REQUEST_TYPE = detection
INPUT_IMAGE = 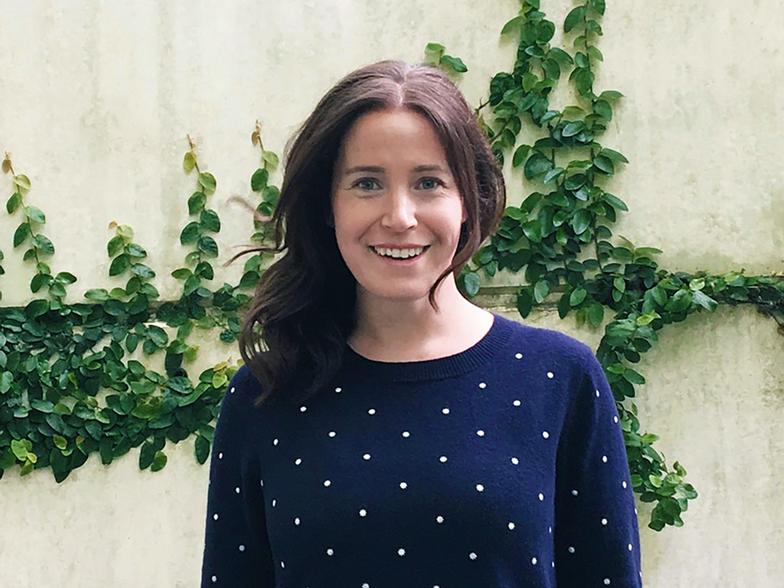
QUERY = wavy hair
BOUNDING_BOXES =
[229,59,506,408]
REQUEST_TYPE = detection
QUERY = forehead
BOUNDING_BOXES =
[337,108,448,170]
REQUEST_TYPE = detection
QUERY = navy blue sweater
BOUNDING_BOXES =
[200,312,643,587]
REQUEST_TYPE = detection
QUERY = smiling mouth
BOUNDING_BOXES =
[367,245,430,260]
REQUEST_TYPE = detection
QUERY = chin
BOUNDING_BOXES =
[357,282,431,301]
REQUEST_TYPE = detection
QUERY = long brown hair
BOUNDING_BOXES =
[229,59,506,408]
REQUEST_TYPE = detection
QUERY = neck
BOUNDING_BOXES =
[348,276,491,360]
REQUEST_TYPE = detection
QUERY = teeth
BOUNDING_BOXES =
[372,246,426,259]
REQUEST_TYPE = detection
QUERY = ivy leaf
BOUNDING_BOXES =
[440,55,468,74]
[591,0,606,15]
[180,221,200,245]
[32,234,55,256]
[512,144,532,168]
[534,279,550,303]
[593,155,615,175]
[594,99,613,121]
[183,151,196,173]
[25,205,46,224]
[516,286,533,318]
[500,15,524,36]
[424,42,445,64]
[184,274,201,296]
[587,45,604,62]
[147,325,169,347]
[462,272,481,297]
[130,263,155,280]
[84,288,109,302]
[548,47,573,67]
[261,151,279,170]
[536,20,555,43]
[139,441,156,470]
[198,172,217,195]
[6,192,21,214]
[109,254,130,277]
[171,267,192,280]
[587,302,604,326]
[194,436,210,464]
[556,291,572,319]
[623,368,646,385]
[522,220,541,242]
[167,376,193,394]
[523,152,552,179]
[98,437,114,464]
[126,243,147,258]
[188,191,206,215]
[598,90,624,102]
[195,261,214,280]
[197,236,219,258]
[571,209,592,235]
[562,121,584,137]
[199,209,221,233]
[150,450,168,472]
[13,174,31,191]
[13,223,31,247]
[602,192,629,211]
[25,299,49,318]
[541,59,560,81]
[53,435,68,451]
[692,290,718,311]
[543,167,564,184]
[564,174,587,191]
[573,69,594,94]
[564,6,585,33]
[569,286,588,307]
[262,186,278,204]
[599,148,629,163]
[250,168,268,192]
[30,273,50,293]
[636,246,662,258]
[10,438,30,460]
[107,236,124,257]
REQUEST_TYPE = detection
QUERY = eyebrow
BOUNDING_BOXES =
[343,164,449,176]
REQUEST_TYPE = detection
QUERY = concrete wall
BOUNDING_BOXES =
[0,1,782,586]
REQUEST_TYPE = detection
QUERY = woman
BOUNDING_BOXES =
[201,59,643,587]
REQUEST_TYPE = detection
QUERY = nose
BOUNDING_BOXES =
[380,189,418,231]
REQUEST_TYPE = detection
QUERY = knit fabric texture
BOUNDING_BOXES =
[200,312,644,587]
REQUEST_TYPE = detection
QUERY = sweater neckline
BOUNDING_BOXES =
[342,311,515,382]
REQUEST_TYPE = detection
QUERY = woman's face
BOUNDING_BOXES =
[330,107,466,303]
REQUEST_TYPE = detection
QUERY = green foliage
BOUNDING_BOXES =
[460,0,783,534]
[1,1,782,541]
[0,140,276,483]
[423,42,468,76]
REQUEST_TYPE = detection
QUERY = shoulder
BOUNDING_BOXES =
[221,364,266,413]
[499,314,594,366]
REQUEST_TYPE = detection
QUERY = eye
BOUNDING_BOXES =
[418,177,445,190]
[354,178,380,191]
[351,177,446,191]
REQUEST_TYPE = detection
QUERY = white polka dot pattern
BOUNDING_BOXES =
[200,317,643,587]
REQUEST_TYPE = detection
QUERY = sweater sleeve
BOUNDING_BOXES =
[200,370,276,587]
[553,345,644,587]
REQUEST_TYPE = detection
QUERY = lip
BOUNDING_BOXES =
[370,243,430,248]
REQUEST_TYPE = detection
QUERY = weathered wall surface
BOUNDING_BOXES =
[1,1,782,586]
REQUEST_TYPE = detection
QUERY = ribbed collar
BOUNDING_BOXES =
[341,312,515,382]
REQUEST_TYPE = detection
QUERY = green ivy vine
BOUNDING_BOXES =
[0,133,279,481]
[2,0,782,537]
